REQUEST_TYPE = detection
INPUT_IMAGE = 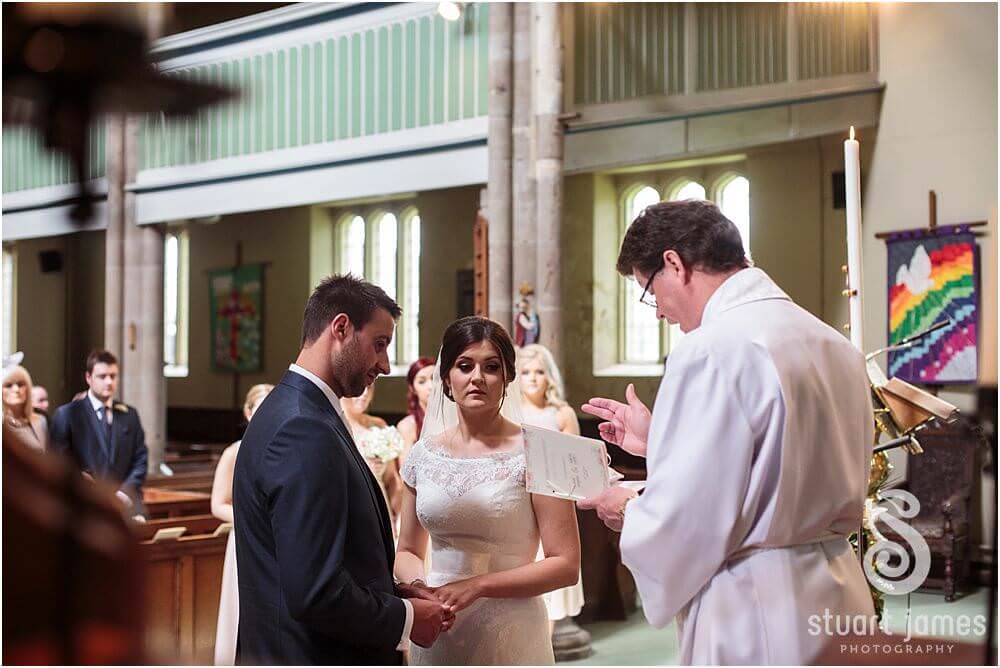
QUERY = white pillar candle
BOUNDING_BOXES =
[844,126,865,351]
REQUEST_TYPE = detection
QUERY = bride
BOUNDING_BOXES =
[395,316,580,665]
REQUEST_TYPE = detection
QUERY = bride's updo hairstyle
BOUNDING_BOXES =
[439,316,517,402]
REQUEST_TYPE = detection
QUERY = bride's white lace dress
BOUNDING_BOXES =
[401,437,554,665]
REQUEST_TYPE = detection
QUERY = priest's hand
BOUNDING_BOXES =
[578,487,638,532]
[581,383,651,456]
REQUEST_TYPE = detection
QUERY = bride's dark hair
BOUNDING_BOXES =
[439,316,517,401]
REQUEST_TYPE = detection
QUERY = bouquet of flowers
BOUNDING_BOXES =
[357,426,405,463]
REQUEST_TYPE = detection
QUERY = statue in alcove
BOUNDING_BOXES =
[514,283,541,348]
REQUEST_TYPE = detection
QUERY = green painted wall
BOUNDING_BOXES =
[13,231,106,408]
[166,208,313,409]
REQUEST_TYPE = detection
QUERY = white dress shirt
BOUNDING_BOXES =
[87,390,113,424]
[287,364,414,650]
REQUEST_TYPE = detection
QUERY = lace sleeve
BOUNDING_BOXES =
[401,439,423,488]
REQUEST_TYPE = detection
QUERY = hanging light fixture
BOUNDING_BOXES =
[437,1,462,22]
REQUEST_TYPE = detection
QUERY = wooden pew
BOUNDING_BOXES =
[135,514,224,542]
[143,488,212,519]
[162,453,220,474]
[146,471,216,495]
[141,531,228,664]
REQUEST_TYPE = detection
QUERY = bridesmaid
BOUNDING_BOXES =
[517,344,586,628]
[395,357,436,467]
[340,384,405,531]
[211,383,273,666]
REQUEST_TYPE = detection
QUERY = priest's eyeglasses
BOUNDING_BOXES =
[638,269,661,307]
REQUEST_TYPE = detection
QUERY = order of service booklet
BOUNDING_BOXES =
[522,424,613,501]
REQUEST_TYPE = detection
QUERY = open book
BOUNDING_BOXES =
[522,424,614,501]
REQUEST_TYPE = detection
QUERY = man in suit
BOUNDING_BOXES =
[234,275,450,665]
[50,349,149,518]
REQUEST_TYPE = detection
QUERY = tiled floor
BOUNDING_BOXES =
[566,588,994,665]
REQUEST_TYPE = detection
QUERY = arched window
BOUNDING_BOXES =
[622,185,662,363]
[373,212,399,362]
[717,175,751,253]
[670,179,706,201]
[339,215,366,277]
[400,210,421,364]
[335,207,421,366]
[163,229,190,377]
[2,245,16,357]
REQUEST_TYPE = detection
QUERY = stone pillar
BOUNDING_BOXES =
[118,115,166,472]
[511,3,537,303]
[104,115,126,361]
[112,4,168,472]
[487,2,513,329]
[533,3,565,365]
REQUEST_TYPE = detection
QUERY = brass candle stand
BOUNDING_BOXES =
[857,319,959,618]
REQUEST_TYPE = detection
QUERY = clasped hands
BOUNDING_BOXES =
[397,577,486,647]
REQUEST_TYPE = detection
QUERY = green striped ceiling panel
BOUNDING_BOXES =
[2,124,106,193]
[139,4,490,171]
[574,3,686,105]
[795,2,874,80]
[697,3,789,91]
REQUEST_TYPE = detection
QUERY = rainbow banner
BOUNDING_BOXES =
[886,227,979,384]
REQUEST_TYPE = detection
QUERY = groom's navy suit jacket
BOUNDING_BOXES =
[234,370,406,665]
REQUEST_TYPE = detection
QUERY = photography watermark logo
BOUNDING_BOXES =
[862,489,930,595]
[807,608,988,652]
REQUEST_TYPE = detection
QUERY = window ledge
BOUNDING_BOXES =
[593,363,664,378]
[164,364,189,378]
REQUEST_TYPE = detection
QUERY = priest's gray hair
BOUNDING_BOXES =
[617,199,750,277]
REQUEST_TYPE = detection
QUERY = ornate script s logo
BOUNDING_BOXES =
[863,489,931,595]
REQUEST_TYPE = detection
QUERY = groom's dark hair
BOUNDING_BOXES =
[301,274,402,346]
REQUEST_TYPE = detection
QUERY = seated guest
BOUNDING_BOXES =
[3,361,49,452]
[50,349,148,519]
[212,383,274,666]
[31,385,50,419]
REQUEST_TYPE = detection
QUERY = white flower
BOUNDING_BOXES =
[357,426,405,463]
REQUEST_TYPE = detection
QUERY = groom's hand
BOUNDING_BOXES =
[397,579,439,604]
[409,598,449,647]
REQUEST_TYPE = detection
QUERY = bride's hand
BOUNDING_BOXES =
[432,577,486,613]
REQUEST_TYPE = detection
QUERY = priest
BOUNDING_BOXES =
[578,199,875,664]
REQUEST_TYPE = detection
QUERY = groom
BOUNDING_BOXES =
[234,274,451,665]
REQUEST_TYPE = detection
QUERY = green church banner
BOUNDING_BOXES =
[208,264,264,372]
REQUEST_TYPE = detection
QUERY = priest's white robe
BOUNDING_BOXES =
[620,268,875,665]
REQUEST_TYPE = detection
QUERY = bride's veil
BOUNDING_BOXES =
[420,346,525,441]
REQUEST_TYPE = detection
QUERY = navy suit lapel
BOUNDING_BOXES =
[279,372,396,565]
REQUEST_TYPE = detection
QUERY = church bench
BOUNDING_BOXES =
[140,532,228,664]
[135,514,224,542]
[146,471,215,495]
[143,488,212,519]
